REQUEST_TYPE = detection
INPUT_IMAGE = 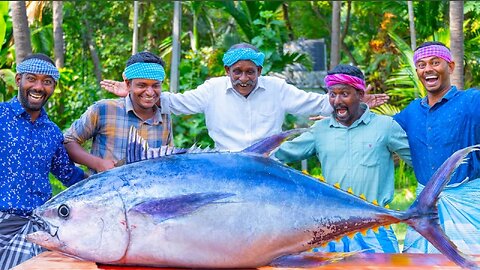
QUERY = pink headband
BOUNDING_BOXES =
[413,45,452,63]
[324,73,366,91]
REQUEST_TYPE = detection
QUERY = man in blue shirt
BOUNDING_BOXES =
[275,64,411,253]
[394,41,480,254]
[0,53,87,269]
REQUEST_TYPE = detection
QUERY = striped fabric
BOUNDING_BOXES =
[312,226,399,253]
[64,97,172,172]
[0,212,44,269]
[413,44,452,64]
[403,179,480,254]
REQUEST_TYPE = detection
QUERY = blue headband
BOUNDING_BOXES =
[16,58,60,82]
[222,48,265,67]
[124,62,166,81]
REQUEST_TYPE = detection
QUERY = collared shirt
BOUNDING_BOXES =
[64,96,173,169]
[0,98,85,216]
[275,105,411,206]
[394,86,480,186]
[162,76,333,151]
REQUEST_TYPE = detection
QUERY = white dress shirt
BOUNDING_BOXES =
[162,76,332,151]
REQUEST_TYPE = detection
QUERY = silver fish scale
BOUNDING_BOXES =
[31,152,393,268]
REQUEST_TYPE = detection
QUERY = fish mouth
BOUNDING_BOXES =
[27,215,63,249]
[31,214,59,237]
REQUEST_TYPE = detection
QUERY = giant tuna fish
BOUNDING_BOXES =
[27,130,479,269]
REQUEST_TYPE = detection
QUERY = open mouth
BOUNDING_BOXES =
[335,108,348,117]
[28,91,45,101]
[424,75,439,86]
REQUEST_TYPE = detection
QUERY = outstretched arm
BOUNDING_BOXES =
[363,84,389,108]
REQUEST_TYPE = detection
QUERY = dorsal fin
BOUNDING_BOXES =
[126,126,189,164]
[241,128,306,156]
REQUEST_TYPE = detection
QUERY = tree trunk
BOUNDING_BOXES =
[170,1,181,93]
[330,1,341,69]
[449,1,464,90]
[11,1,32,65]
[282,2,294,41]
[132,1,139,55]
[340,1,356,65]
[83,18,102,86]
[407,1,416,51]
[53,1,64,68]
[53,1,66,126]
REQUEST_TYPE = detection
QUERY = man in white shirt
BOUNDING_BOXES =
[101,43,387,151]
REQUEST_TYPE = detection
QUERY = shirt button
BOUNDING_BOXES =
[428,146,433,150]
[432,166,435,170]
[428,127,432,130]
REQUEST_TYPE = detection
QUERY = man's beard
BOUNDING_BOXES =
[18,85,50,112]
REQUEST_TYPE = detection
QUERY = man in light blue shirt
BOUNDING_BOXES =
[275,64,411,253]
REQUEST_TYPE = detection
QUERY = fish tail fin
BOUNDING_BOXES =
[404,144,480,269]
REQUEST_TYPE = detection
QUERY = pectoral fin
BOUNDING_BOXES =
[128,192,235,222]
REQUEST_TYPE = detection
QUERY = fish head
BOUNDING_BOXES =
[27,177,130,263]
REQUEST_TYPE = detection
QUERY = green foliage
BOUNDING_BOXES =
[46,68,103,130]
[49,173,66,196]
[0,2,8,47]
[394,159,417,190]
[251,10,309,74]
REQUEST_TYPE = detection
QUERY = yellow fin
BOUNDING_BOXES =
[346,232,356,239]
[359,194,366,200]
[334,182,341,189]
[347,187,353,194]
[302,170,310,175]
[372,199,378,206]
[385,204,390,209]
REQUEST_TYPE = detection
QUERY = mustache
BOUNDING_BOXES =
[333,105,347,110]
[233,80,255,86]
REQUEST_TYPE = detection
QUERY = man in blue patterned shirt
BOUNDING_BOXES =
[0,53,87,269]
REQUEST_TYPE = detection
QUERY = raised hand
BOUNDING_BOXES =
[100,80,129,97]
[363,84,390,108]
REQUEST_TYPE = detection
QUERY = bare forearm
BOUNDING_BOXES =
[65,141,114,172]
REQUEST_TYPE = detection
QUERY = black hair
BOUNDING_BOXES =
[415,41,450,52]
[126,51,165,67]
[228,43,259,52]
[22,53,55,65]
[327,64,365,80]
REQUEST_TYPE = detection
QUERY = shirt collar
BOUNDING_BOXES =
[124,95,163,124]
[421,85,458,107]
[9,96,49,124]
[329,103,371,128]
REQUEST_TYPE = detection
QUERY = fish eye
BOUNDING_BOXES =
[58,204,70,218]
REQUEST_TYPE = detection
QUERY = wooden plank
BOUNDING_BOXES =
[12,251,480,270]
